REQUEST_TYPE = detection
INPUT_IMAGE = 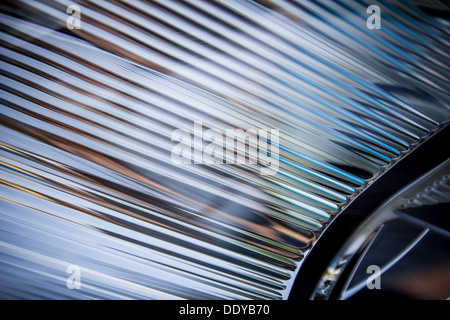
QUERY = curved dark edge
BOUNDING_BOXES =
[419,6,450,18]
[289,124,450,300]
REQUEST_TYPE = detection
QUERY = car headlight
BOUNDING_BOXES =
[0,0,448,300]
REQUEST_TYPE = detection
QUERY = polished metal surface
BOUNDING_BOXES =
[0,0,449,299]
[313,159,450,300]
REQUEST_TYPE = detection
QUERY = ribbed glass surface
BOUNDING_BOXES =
[0,0,449,299]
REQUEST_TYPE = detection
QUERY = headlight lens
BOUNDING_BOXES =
[0,0,449,299]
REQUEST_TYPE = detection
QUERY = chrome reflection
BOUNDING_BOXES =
[0,0,449,299]
[313,159,450,300]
